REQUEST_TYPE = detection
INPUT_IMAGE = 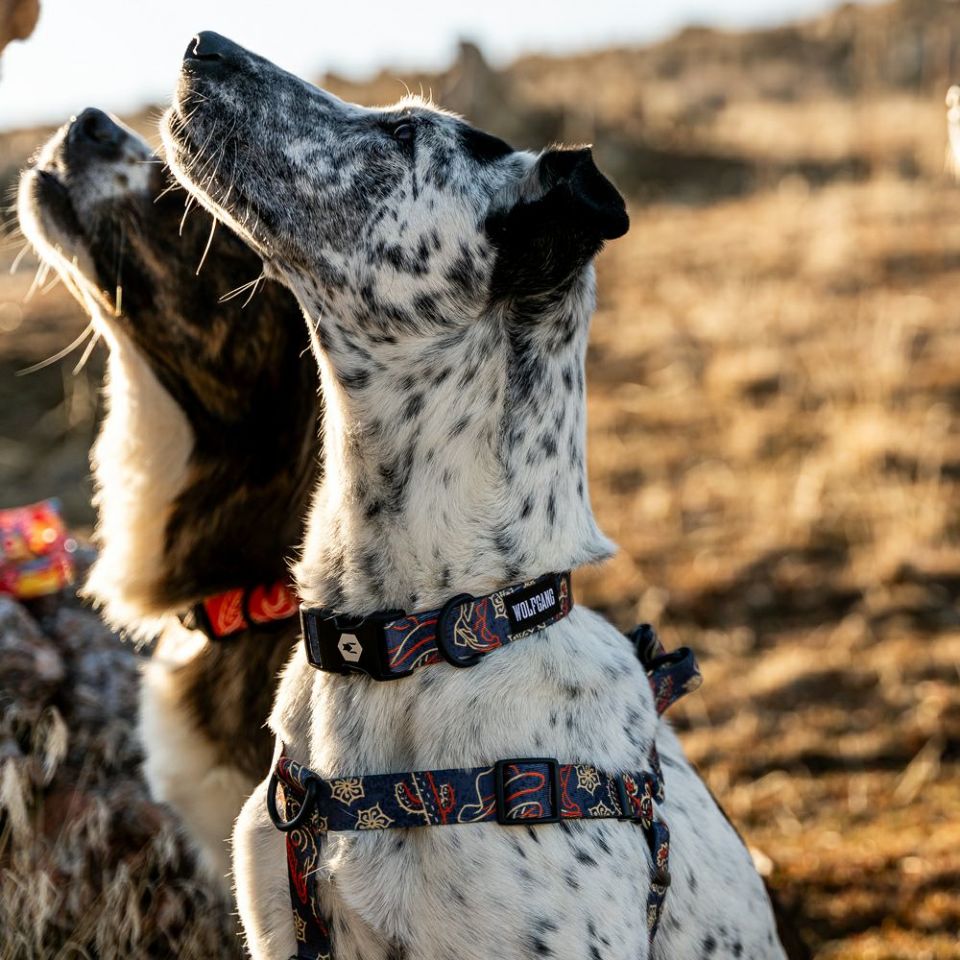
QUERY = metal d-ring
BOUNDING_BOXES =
[434,592,482,668]
[267,771,318,832]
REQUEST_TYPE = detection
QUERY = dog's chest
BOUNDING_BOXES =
[295,611,668,957]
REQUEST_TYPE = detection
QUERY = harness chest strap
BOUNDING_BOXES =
[271,752,671,960]
[269,624,700,960]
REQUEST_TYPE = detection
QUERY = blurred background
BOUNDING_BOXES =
[1,0,959,958]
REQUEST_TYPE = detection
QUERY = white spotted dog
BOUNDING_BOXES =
[17,109,320,891]
[163,32,788,960]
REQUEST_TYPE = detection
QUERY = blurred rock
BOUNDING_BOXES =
[0,594,64,722]
[0,581,241,958]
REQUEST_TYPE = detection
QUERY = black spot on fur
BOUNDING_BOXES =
[341,367,370,390]
[403,393,424,420]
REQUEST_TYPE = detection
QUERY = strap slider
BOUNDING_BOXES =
[652,863,672,889]
[493,758,561,826]
[615,773,641,822]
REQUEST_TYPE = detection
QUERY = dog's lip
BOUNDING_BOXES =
[34,167,63,189]
[24,163,86,245]
[29,164,72,210]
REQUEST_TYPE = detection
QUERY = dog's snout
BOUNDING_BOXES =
[68,108,126,154]
[184,31,243,67]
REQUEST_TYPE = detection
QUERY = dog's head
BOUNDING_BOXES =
[162,32,628,337]
[18,108,310,427]
[18,110,319,621]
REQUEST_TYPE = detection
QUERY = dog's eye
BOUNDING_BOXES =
[392,122,415,145]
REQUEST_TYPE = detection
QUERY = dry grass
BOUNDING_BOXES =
[1,4,959,953]
[577,151,960,959]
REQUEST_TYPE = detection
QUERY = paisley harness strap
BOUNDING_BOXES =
[270,624,698,959]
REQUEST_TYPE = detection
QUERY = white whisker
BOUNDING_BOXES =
[179,193,197,235]
[17,321,95,376]
[219,270,265,303]
[153,181,182,204]
[40,270,63,295]
[24,260,50,301]
[241,274,264,308]
[196,214,218,276]
[10,242,30,274]
[73,329,102,374]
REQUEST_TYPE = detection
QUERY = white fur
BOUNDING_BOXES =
[82,324,194,636]
[139,622,254,891]
[233,752,298,957]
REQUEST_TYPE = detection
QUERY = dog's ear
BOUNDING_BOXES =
[486,147,628,301]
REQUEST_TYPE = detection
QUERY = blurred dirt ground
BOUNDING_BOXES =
[1,0,959,957]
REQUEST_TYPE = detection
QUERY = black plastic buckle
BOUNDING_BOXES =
[179,601,216,640]
[493,758,561,826]
[301,606,409,681]
[615,773,640,822]
[627,622,660,665]
[434,593,481,668]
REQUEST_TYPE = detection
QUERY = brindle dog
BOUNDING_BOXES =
[17,108,319,890]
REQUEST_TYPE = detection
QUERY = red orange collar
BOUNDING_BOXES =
[180,580,299,639]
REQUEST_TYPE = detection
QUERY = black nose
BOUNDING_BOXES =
[68,108,126,153]
[184,31,244,65]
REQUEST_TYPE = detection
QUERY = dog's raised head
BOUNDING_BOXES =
[163,33,628,610]
[163,33,627,320]
[18,109,318,633]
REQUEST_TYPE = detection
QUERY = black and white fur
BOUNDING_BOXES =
[163,33,787,959]
[17,110,318,890]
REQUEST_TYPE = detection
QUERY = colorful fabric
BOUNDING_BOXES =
[631,622,703,713]
[271,751,671,959]
[180,580,300,639]
[301,571,572,680]
[274,754,665,831]
[270,623,698,958]
[0,499,74,599]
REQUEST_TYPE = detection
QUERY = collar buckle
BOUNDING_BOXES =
[301,606,409,681]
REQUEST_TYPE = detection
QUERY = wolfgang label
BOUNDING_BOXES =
[505,576,563,633]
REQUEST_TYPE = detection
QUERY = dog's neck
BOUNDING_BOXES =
[84,319,317,636]
[295,268,613,615]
